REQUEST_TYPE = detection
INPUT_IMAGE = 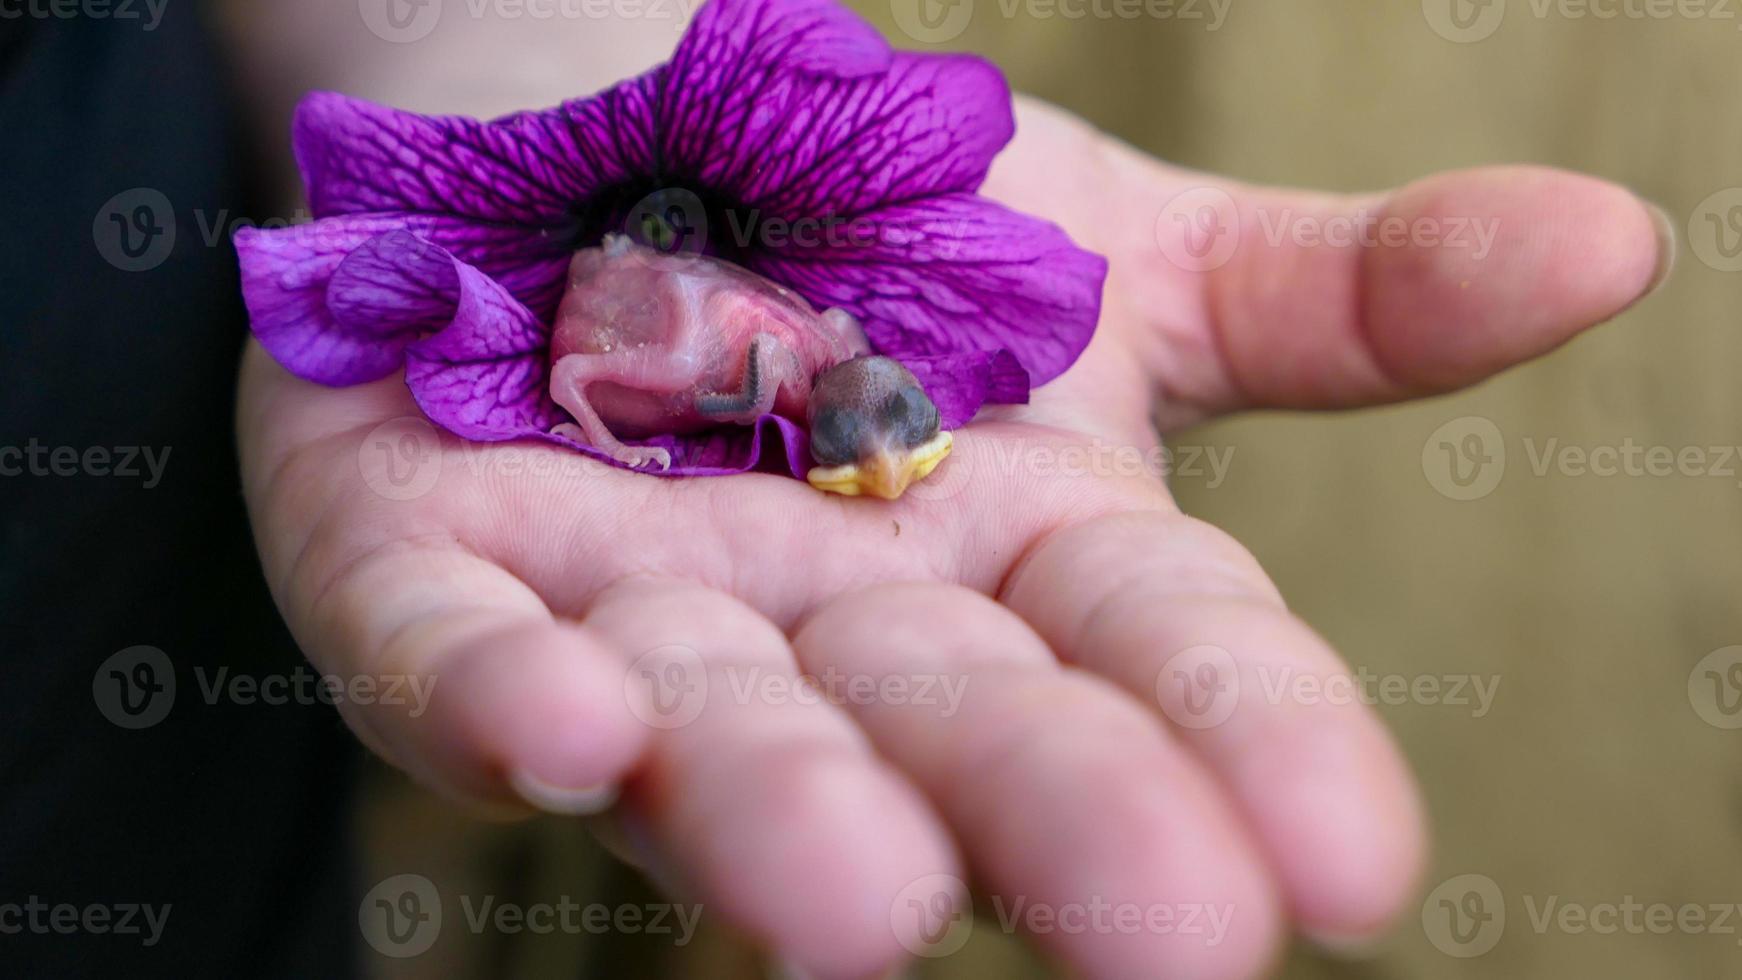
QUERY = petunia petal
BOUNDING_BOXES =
[236,214,571,385]
[316,230,560,440]
[645,414,811,477]
[666,0,891,86]
[899,349,1030,429]
[752,193,1107,389]
[660,45,1011,225]
[289,0,1010,242]
[295,90,637,226]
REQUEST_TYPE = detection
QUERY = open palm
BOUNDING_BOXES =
[239,97,1666,979]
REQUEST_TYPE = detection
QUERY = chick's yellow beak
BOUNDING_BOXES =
[807,431,952,500]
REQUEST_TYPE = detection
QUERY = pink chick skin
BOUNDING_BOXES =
[549,235,953,498]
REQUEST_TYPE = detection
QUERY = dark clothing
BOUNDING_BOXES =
[0,9,358,978]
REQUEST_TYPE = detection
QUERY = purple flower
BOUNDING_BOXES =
[235,0,1106,476]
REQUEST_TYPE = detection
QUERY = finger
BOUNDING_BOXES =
[1001,512,1427,947]
[240,339,657,812]
[792,583,1283,980]
[581,579,961,980]
[276,527,651,814]
[1160,164,1670,418]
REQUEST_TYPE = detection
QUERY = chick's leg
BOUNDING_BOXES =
[549,352,676,471]
[693,333,796,423]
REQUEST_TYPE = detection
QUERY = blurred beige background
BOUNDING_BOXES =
[360,1,1742,977]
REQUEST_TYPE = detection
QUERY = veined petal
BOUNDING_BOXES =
[290,0,1012,241]
[236,214,570,385]
[666,0,891,88]
[323,231,561,440]
[655,0,893,204]
[662,46,1011,224]
[291,0,889,227]
[752,193,1107,389]
[900,349,1030,428]
[295,90,629,226]
[653,414,811,476]
[553,72,665,198]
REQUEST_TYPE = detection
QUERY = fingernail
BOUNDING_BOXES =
[1303,927,1386,960]
[1641,198,1677,299]
[509,769,619,816]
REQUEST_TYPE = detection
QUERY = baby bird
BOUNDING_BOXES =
[549,235,952,499]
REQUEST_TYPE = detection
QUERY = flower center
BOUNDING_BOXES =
[573,181,762,266]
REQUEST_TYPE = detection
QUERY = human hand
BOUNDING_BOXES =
[238,96,1668,979]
